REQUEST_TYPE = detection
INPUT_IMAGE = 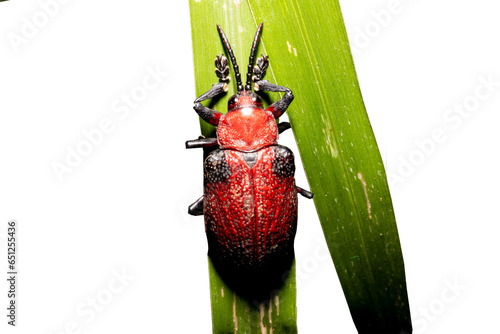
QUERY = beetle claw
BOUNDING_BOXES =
[252,54,269,82]
[215,54,231,82]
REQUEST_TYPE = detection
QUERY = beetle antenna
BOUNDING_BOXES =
[217,24,243,92]
[246,22,263,91]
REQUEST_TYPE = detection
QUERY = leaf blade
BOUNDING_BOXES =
[189,2,298,333]
[246,0,412,332]
[189,0,411,332]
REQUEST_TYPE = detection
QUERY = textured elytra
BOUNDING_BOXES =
[204,150,231,183]
[204,146,298,272]
[272,145,295,178]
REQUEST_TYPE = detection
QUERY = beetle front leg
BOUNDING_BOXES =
[193,82,227,126]
[192,55,232,126]
[254,80,294,119]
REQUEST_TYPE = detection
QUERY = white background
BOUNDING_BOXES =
[1,0,499,333]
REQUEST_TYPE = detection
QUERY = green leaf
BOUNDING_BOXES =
[189,2,298,333]
[207,257,297,334]
[190,1,411,333]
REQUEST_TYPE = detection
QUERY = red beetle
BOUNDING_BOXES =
[187,23,312,278]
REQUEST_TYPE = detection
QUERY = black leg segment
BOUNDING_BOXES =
[185,137,218,149]
[278,122,291,134]
[255,80,294,119]
[296,186,313,199]
[188,195,204,216]
[193,82,227,126]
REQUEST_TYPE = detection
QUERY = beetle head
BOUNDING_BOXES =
[215,23,277,152]
[228,91,263,112]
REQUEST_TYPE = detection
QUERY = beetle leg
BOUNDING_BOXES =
[188,195,204,216]
[215,55,231,83]
[277,122,291,134]
[251,55,269,82]
[193,82,228,126]
[185,137,218,149]
[254,80,294,119]
[296,186,314,199]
